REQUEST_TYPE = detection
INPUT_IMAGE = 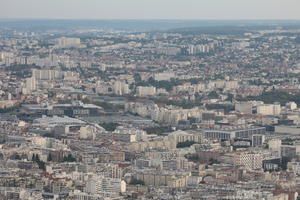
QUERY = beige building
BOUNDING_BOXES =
[56,37,81,48]
[234,152,264,170]
[235,102,253,114]
[275,126,300,135]
[128,139,176,152]
[257,104,281,115]
[167,130,202,144]
[113,80,130,95]
[134,171,188,188]
[268,139,282,152]
[136,86,156,97]
[286,102,297,110]
[25,76,36,93]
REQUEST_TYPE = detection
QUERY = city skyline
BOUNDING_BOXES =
[1,1,300,199]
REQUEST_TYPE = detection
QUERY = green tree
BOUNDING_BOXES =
[134,73,142,82]
[177,141,197,148]
[130,178,145,185]
[48,91,55,98]
[100,123,118,132]
[35,154,40,162]
[32,154,36,161]
[208,91,219,99]
[47,153,52,162]
[38,161,46,170]
[209,158,220,165]
[15,154,21,160]
[63,154,76,162]
[226,93,234,102]
[32,154,46,171]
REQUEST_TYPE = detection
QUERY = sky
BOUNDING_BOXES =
[0,0,300,20]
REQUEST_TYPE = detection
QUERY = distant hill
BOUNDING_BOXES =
[167,23,300,35]
[0,19,300,32]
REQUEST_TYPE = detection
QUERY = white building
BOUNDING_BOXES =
[154,72,175,81]
[80,125,99,140]
[25,76,36,93]
[136,86,156,97]
[257,104,281,115]
[204,126,266,140]
[252,134,265,147]
[188,44,211,55]
[268,139,281,152]
[85,175,126,196]
[286,102,297,110]
[235,102,253,114]
[113,80,130,96]
[56,37,81,48]
[288,162,300,172]
[168,130,202,144]
[275,126,300,135]
[234,152,264,170]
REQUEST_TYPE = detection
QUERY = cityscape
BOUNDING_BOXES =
[1,1,300,200]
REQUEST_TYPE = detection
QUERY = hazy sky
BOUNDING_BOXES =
[1,0,300,20]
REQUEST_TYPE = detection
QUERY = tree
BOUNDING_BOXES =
[205,104,235,113]
[209,158,220,165]
[35,154,40,162]
[134,73,142,82]
[143,126,172,136]
[48,91,55,98]
[185,154,200,162]
[226,93,234,102]
[100,123,118,132]
[32,154,36,161]
[63,154,76,162]
[47,153,52,162]
[177,141,197,148]
[243,91,300,106]
[15,154,21,160]
[130,178,145,185]
[38,161,46,170]
[32,154,46,171]
[208,91,219,99]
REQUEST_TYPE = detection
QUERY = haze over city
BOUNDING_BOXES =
[1,1,300,200]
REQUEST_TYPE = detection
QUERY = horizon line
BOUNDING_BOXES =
[1,18,300,21]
